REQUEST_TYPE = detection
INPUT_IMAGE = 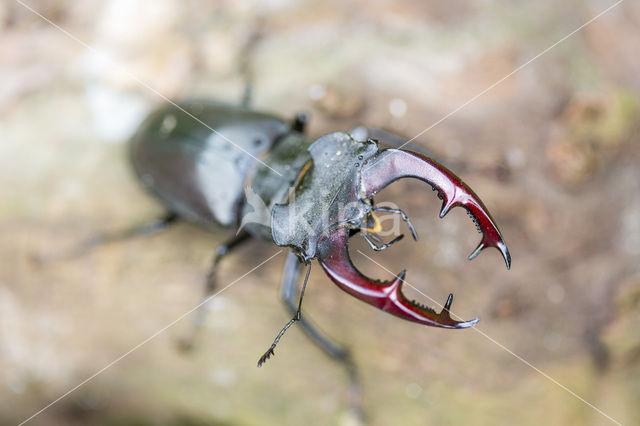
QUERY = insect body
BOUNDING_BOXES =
[128,99,510,359]
[130,100,295,229]
[123,98,511,416]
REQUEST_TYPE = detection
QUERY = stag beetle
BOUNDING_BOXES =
[46,97,509,415]
[127,99,510,362]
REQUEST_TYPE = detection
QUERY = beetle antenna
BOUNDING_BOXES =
[257,261,312,367]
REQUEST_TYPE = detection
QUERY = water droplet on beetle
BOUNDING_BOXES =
[160,114,177,135]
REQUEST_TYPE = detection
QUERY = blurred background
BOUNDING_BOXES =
[1,0,639,425]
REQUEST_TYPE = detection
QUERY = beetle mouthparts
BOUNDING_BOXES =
[360,148,511,269]
[317,226,478,328]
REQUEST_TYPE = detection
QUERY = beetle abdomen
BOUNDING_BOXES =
[129,101,289,228]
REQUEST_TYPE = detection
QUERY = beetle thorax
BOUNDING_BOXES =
[271,132,378,260]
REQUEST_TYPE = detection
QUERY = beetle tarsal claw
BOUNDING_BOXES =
[317,227,478,329]
[360,148,511,270]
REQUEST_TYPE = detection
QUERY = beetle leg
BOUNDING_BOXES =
[258,260,312,367]
[238,26,262,107]
[277,252,363,418]
[178,230,251,352]
[318,226,478,328]
[33,212,178,265]
[291,112,308,133]
[361,148,511,269]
